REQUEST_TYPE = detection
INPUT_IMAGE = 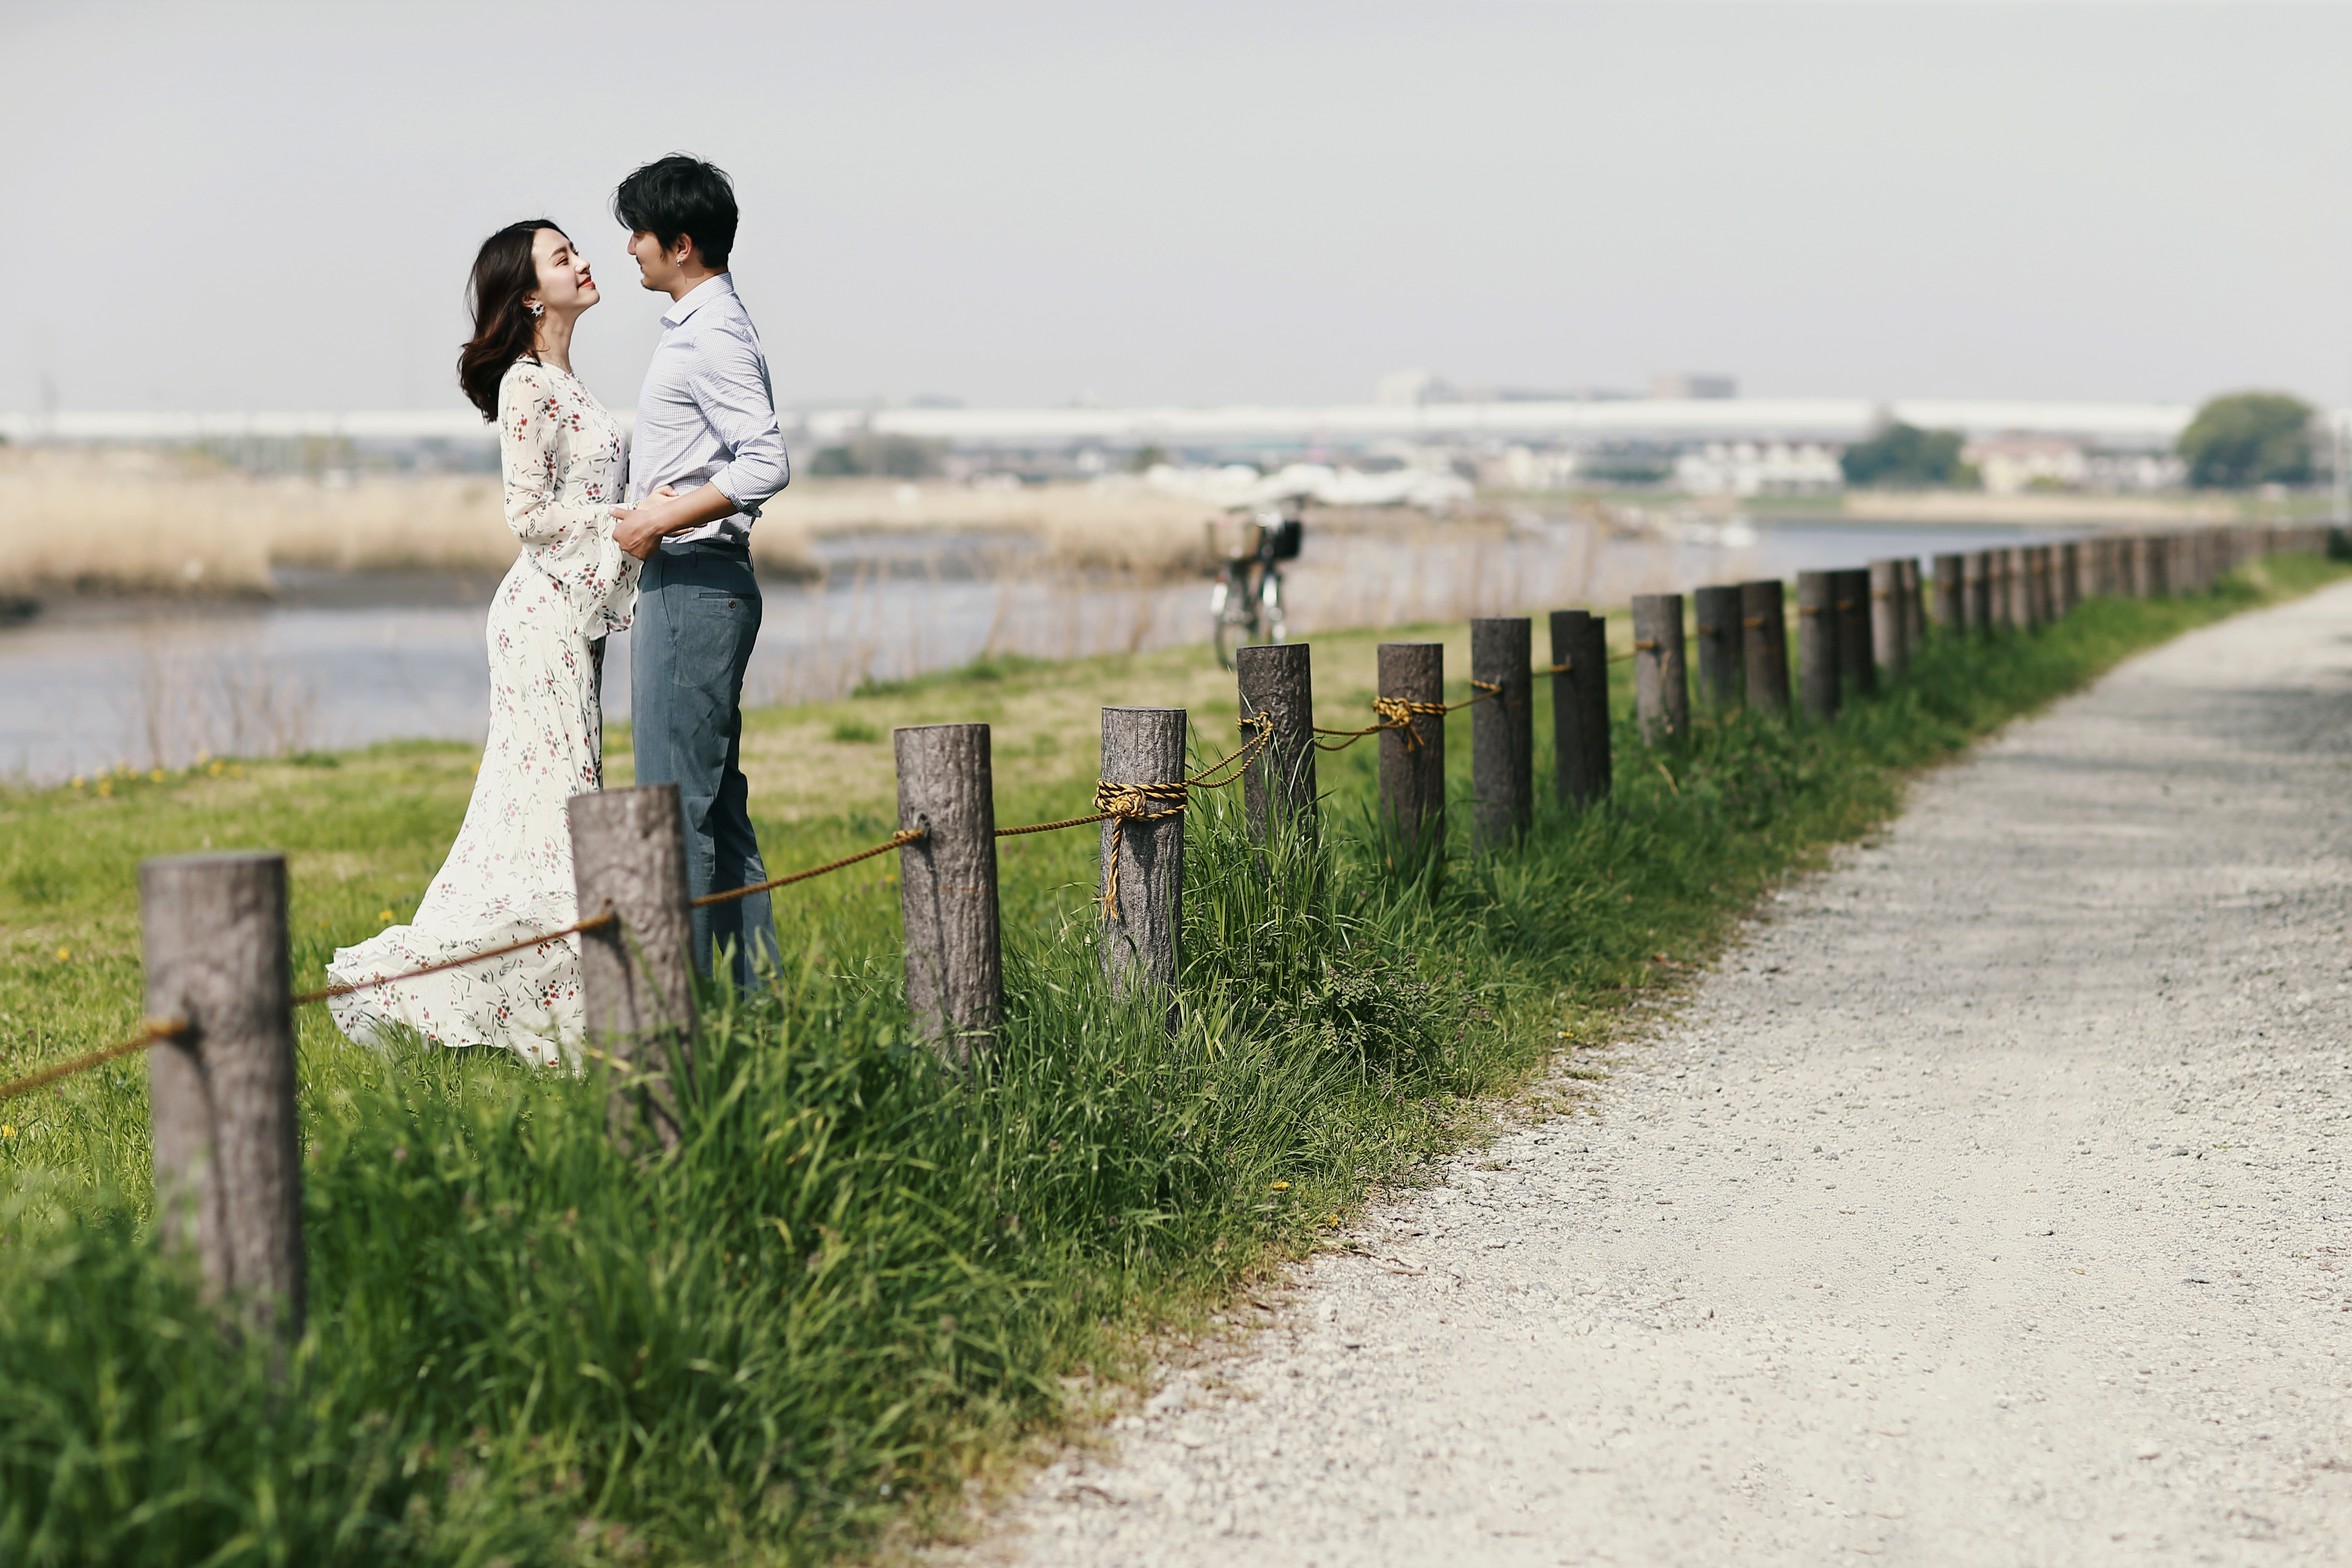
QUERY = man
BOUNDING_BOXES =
[608,154,789,988]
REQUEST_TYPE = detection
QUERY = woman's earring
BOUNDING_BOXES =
[527,301,544,318]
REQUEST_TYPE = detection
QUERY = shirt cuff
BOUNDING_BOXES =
[710,471,762,520]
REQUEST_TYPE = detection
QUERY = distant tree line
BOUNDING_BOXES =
[807,434,947,479]
[2176,391,2314,488]
[1833,390,2323,493]
[1839,423,1970,489]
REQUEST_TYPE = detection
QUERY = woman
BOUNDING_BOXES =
[327,221,640,1065]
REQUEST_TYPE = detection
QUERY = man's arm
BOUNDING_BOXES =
[688,322,790,514]
[611,484,735,559]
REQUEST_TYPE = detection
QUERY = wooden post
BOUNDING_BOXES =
[1549,610,1612,807]
[2034,544,2058,623]
[1868,559,1907,681]
[1692,584,1744,707]
[1796,570,1839,721]
[1999,546,2029,628]
[571,784,698,1151]
[1898,557,1925,659]
[1098,707,1186,1000]
[1963,551,1993,637]
[1378,642,1446,865]
[1470,617,1533,849]
[142,851,304,1341]
[1738,580,1791,715]
[1833,568,1875,696]
[893,724,1003,1072]
[1631,593,1689,744]
[1237,643,1316,847]
[1933,554,1966,630]
[2058,541,2082,616]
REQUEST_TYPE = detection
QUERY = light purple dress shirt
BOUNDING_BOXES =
[628,273,790,545]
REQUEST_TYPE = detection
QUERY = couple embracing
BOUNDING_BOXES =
[325,155,783,1064]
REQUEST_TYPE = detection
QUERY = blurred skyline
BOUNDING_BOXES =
[5,0,2351,418]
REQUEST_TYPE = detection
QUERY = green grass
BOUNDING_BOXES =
[0,553,2343,1565]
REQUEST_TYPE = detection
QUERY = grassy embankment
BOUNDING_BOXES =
[1,554,2344,1565]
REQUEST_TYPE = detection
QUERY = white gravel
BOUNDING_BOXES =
[951,581,2352,1567]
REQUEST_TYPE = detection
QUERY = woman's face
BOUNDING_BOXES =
[528,228,598,315]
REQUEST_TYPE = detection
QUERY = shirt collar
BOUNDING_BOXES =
[660,272,735,328]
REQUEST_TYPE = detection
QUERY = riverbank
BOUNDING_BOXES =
[1,554,2344,1565]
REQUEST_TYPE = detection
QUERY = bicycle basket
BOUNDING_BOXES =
[1205,514,1265,562]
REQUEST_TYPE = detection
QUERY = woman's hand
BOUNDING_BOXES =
[609,486,686,559]
[610,482,743,558]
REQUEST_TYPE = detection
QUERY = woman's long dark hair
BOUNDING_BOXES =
[457,219,563,420]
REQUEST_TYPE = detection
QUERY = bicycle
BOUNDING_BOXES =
[1207,503,1302,669]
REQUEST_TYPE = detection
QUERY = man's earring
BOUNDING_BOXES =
[527,301,544,318]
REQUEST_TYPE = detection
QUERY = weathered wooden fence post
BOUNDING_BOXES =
[1933,554,1966,631]
[1548,610,1612,807]
[2145,534,2172,598]
[1098,707,1186,1002]
[1693,584,1744,707]
[893,724,1003,1072]
[1236,643,1317,847]
[1868,559,1907,681]
[2058,540,2082,616]
[1470,617,1533,850]
[2001,546,2031,629]
[1796,570,1839,721]
[571,784,698,1150]
[1379,642,1446,866]
[1832,568,1876,696]
[142,852,304,1342]
[1738,580,1791,715]
[1631,593,1689,744]
[1964,551,1994,637]
[1898,557,1925,658]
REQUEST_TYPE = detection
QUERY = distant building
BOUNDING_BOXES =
[1963,436,2089,495]
[1651,372,1738,401]
[2083,451,2188,493]
[1481,444,1583,491]
[1377,369,1459,407]
[1675,440,1842,496]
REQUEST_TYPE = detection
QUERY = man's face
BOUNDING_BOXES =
[627,230,682,294]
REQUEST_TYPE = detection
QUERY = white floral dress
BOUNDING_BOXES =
[327,359,640,1065]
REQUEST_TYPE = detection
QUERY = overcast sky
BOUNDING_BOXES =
[5,0,2350,415]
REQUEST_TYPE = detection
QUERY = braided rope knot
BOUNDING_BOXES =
[1370,695,1447,749]
[1093,779,1188,919]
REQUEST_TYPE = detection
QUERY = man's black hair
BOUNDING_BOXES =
[613,154,739,270]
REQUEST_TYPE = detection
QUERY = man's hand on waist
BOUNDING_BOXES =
[611,483,742,559]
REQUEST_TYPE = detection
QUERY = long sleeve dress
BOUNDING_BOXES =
[325,358,640,1065]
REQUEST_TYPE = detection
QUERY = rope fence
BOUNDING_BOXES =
[2,521,2329,1279]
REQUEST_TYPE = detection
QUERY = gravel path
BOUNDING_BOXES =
[955,582,2352,1566]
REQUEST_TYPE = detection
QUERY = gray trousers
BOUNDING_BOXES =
[631,539,775,989]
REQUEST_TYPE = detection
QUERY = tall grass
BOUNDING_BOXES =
[0,554,2342,1565]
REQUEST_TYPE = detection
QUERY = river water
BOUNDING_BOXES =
[0,518,2061,784]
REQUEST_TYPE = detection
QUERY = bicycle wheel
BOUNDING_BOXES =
[1260,564,1288,644]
